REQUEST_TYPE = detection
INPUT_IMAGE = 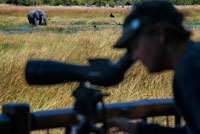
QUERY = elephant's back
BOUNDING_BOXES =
[28,10,36,17]
[36,9,46,15]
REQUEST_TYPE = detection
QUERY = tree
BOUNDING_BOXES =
[54,0,64,5]
[0,0,7,3]
[35,0,43,5]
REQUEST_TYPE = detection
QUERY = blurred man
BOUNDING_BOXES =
[108,1,200,134]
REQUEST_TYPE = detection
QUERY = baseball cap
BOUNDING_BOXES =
[114,1,184,48]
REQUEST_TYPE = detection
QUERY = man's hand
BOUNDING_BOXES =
[107,118,139,134]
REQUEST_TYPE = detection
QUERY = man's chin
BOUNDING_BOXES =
[148,67,164,73]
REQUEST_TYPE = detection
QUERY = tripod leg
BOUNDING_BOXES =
[65,126,72,134]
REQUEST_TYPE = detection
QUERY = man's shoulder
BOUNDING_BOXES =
[178,41,200,65]
[175,41,200,77]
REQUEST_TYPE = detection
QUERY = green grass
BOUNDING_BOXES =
[0,28,173,110]
[0,4,200,134]
[176,5,200,24]
[0,5,128,27]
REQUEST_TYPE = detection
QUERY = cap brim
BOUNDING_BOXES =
[113,29,136,48]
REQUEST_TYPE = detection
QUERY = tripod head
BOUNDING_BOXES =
[72,82,109,134]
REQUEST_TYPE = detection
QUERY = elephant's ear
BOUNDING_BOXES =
[39,11,43,17]
[34,11,40,19]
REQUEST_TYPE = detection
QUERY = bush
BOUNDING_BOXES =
[2,0,200,6]
[54,0,64,5]
[0,0,7,3]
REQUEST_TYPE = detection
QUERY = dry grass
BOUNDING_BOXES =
[0,28,174,110]
[1,4,200,26]
[0,4,200,134]
[0,29,174,133]
[175,5,200,24]
[0,4,128,26]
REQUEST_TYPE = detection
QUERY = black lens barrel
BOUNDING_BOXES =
[25,51,135,86]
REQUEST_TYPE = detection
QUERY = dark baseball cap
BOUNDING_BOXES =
[114,1,184,48]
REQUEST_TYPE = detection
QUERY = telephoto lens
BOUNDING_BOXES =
[25,51,136,86]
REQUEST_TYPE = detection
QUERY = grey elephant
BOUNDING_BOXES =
[28,9,47,26]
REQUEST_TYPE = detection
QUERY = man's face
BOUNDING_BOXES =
[130,27,167,72]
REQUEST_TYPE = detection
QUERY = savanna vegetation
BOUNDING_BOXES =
[0,4,200,134]
[1,0,200,6]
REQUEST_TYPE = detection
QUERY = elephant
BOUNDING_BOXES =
[28,9,47,26]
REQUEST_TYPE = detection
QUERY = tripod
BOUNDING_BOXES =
[68,82,109,134]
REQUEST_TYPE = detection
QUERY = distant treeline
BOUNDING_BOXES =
[0,0,200,6]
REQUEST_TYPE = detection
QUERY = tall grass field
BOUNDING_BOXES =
[0,4,200,134]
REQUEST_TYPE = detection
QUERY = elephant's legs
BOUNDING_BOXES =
[39,19,42,25]
[43,19,47,25]
[28,16,32,24]
[33,17,37,26]
[28,19,32,24]
[29,20,32,24]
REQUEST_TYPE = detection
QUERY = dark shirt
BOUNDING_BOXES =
[137,41,200,134]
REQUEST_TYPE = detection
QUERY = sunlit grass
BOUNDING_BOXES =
[0,28,174,110]
[0,28,174,134]
[176,5,200,24]
[1,5,200,27]
[0,4,128,26]
[1,3,200,116]
[0,5,200,134]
